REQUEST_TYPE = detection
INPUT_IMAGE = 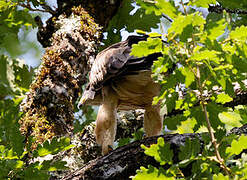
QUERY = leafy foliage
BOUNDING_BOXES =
[131,37,162,57]
[34,137,74,157]
[217,0,247,10]
[141,138,173,165]
[0,54,74,179]
[133,165,171,180]
[2,0,247,179]
[0,0,36,56]
[104,0,160,46]
[0,1,75,179]
[132,138,175,179]
[131,0,247,179]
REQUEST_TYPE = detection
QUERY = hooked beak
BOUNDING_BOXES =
[77,97,87,109]
[77,89,95,109]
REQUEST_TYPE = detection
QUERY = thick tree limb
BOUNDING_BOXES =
[62,133,199,180]
[63,125,247,180]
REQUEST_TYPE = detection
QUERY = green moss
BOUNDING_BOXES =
[19,49,76,148]
[72,6,101,40]
[19,106,55,148]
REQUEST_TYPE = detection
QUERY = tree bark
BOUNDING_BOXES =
[19,0,123,146]
[63,125,247,180]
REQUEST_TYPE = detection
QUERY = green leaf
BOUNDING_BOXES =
[136,0,178,19]
[189,0,216,8]
[135,0,161,16]
[3,148,18,159]
[165,90,179,113]
[226,135,247,157]
[179,138,201,160]
[168,13,205,40]
[131,37,162,57]
[218,111,243,129]
[232,54,247,74]
[24,166,50,180]
[236,105,247,124]
[141,137,173,165]
[190,50,219,62]
[37,148,51,157]
[0,55,34,96]
[230,26,247,41]
[15,160,24,169]
[213,173,229,180]
[0,4,35,56]
[175,118,197,134]
[152,56,169,76]
[0,98,24,156]
[206,103,226,129]
[104,0,160,46]
[180,67,195,87]
[132,165,173,180]
[149,32,162,38]
[39,160,67,171]
[155,0,178,19]
[215,93,233,104]
[217,76,226,90]
[34,137,74,157]
[164,114,187,131]
[217,0,247,11]
[118,137,132,147]
[205,19,227,40]
[0,55,14,96]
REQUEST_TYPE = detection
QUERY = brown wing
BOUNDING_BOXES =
[88,40,132,90]
[78,39,133,105]
[78,35,157,106]
[88,35,153,92]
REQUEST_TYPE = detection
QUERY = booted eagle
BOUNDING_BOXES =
[78,35,165,155]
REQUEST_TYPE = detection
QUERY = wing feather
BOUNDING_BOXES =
[79,35,162,106]
[89,40,131,90]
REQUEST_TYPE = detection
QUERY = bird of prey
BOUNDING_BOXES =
[78,35,165,155]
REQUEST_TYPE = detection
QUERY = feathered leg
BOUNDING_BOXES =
[144,105,163,137]
[94,87,118,155]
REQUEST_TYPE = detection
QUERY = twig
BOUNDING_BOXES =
[162,14,173,23]
[196,65,231,176]
[209,5,247,15]
[180,0,187,15]
[18,2,55,14]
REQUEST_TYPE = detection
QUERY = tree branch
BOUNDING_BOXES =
[63,125,247,180]
[208,4,247,15]
[165,91,247,119]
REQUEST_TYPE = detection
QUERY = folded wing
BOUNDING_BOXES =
[78,35,162,105]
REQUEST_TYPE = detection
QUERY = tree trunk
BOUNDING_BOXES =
[19,0,123,146]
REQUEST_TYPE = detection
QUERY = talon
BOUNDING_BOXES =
[101,145,114,155]
[108,145,113,152]
[143,133,147,138]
